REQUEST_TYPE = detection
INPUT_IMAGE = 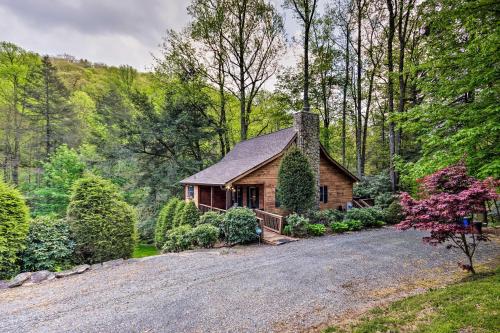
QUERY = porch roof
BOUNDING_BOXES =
[180,127,297,186]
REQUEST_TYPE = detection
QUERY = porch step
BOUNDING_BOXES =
[262,230,298,246]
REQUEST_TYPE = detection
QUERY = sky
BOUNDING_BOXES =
[0,0,301,73]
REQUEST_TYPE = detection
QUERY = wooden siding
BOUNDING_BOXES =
[235,151,354,214]
[319,150,353,210]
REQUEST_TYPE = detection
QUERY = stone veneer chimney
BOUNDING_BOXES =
[293,111,320,208]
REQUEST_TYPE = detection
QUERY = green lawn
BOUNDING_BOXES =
[325,269,500,333]
[132,244,159,258]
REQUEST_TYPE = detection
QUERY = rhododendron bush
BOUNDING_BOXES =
[397,162,498,274]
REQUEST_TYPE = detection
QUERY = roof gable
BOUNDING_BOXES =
[180,127,297,186]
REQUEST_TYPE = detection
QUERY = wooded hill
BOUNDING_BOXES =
[0,0,498,238]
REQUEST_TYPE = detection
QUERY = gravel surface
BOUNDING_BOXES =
[1,227,498,333]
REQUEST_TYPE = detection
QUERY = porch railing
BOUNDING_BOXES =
[352,198,372,208]
[254,209,284,234]
[199,204,226,214]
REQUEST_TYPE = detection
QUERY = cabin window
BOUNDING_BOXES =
[320,186,328,203]
[187,185,194,199]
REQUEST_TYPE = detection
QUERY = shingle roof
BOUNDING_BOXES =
[180,127,297,186]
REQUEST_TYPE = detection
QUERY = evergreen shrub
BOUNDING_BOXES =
[180,201,200,226]
[0,181,30,279]
[191,224,219,248]
[154,198,180,248]
[162,225,193,252]
[67,175,137,264]
[223,207,258,244]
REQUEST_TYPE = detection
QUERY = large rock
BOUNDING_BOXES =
[0,280,9,289]
[25,270,55,285]
[55,264,90,278]
[8,272,32,288]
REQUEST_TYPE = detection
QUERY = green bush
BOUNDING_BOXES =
[67,175,137,264]
[373,220,386,228]
[0,181,30,279]
[330,222,349,233]
[180,201,200,226]
[223,207,258,244]
[308,209,345,225]
[22,215,74,272]
[307,223,326,236]
[277,147,316,214]
[173,201,186,227]
[344,219,363,231]
[162,225,193,252]
[353,173,391,198]
[345,207,385,228]
[283,225,292,236]
[374,192,395,209]
[191,224,219,248]
[154,198,180,248]
[384,200,404,224]
[286,213,310,237]
[198,211,224,238]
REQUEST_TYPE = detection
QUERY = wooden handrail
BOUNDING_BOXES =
[199,204,226,214]
[254,209,284,234]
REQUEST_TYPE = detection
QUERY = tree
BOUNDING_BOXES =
[284,0,319,112]
[222,0,285,140]
[26,56,73,158]
[0,180,29,279]
[277,147,315,213]
[67,175,137,264]
[31,145,85,217]
[397,162,498,274]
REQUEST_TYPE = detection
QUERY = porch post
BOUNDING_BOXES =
[225,189,231,210]
[210,186,213,210]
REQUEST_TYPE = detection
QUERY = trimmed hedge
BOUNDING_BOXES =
[22,215,74,272]
[0,181,30,279]
[180,201,200,226]
[197,211,224,238]
[223,207,258,244]
[191,224,219,248]
[277,147,316,214]
[162,225,193,252]
[155,198,180,248]
[67,175,137,264]
[173,201,186,227]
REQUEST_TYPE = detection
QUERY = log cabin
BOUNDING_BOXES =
[180,111,358,234]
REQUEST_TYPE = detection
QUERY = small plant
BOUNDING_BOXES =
[283,225,292,236]
[191,224,219,248]
[330,222,349,233]
[307,210,331,225]
[0,181,30,279]
[180,201,200,226]
[22,215,74,272]
[345,207,385,228]
[384,200,404,224]
[307,223,326,236]
[325,209,345,223]
[373,220,386,228]
[162,225,193,252]
[344,219,363,231]
[286,213,310,237]
[223,207,258,244]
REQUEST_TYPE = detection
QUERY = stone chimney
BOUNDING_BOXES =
[293,111,320,207]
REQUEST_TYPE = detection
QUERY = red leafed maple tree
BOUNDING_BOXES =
[397,162,498,274]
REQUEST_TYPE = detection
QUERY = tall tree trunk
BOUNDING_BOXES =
[386,0,397,192]
[44,68,52,158]
[341,26,350,166]
[355,3,363,178]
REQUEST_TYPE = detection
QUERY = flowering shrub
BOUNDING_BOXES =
[397,162,498,273]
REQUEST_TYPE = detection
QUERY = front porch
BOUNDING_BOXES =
[187,184,290,242]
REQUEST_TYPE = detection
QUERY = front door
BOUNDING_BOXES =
[247,186,259,209]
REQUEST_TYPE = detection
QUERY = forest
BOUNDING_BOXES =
[0,0,498,243]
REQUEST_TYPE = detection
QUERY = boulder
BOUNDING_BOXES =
[55,264,90,278]
[26,270,55,285]
[102,258,124,268]
[8,272,32,288]
[0,280,9,289]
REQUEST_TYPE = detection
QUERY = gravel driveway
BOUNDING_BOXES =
[1,228,498,333]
